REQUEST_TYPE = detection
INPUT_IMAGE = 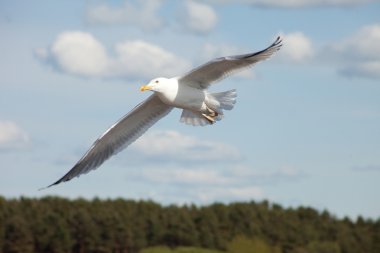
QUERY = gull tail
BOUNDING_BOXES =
[180,110,210,126]
[207,89,237,111]
[179,89,237,126]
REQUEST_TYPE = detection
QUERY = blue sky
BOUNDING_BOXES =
[1,0,380,219]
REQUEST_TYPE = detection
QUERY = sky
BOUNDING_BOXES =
[1,0,380,219]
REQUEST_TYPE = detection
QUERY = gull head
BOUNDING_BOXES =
[140,77,176,93]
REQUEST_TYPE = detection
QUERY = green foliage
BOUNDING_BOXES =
[140,246,172,253]
[140,246,224,253]
[0,196,379,253]
[3,215,34,253]
[227,235,281,253]
[306,241,341,253]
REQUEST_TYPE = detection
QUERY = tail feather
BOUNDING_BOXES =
[179,89,237,127]
[180,110,209,126]
[207,89,237,111]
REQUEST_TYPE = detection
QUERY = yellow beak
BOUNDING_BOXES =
[140,85,152,92]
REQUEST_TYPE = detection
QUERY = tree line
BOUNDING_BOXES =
[0,196,379,253]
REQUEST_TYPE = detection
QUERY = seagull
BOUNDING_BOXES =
[44,37,282,188]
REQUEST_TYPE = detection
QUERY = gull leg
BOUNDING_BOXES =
[202,107,219,124]
[207,107,218,117]
[202,113,215,124]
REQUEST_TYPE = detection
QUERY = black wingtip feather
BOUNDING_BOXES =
[272,36,283,48]
[38,180,62,191]
[39,173,74,190]
[240,36,282,60]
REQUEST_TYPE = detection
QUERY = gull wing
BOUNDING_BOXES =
[178,37,282,90]
[45,94,172,188]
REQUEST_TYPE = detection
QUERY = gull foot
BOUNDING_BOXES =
[202,113,215,124]
[202,108,219,124]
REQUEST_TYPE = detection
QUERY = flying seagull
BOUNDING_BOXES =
[44,37,282,188]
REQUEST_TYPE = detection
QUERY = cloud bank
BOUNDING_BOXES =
[86,0,164,31]
[36,31,191,79]
[37,24,380,81]
[138,162,305,204]
[125,130,305,204]
[132,130,241,163]
[99,129,260,203]
[334,24,380,79]
[273,25,380,80]
[327,24,380,79]
[86,0,218,34]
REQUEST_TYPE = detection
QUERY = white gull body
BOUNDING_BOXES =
[45,37,282,188]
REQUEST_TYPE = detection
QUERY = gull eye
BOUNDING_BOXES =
[155,80,159,83]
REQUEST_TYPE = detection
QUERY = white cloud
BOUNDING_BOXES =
[328,24,380,79]
[136,162,306,204]
[270,25,380,79]
[138,182,264,205]
[197,186,264,203]
[140,165,265,204]
[232,165,307,184]
[181,0,217,34]
[141,163,304,188]
[205,0,376,8]
[114,40,191,79]
[86,0,164,31]
[331,24,380,61]
[277,32,314,63]
[50,31,110,77]
[132,130,241,163]
[0,121,29,150]
[36,31,191,79]
[86,0,219,34]
[142,167,232,185]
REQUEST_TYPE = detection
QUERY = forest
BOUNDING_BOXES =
[0,196,379,253]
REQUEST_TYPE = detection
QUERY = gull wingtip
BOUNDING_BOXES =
[274,36,283,46]
[38,180,62,191]
[38,185,49,191]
